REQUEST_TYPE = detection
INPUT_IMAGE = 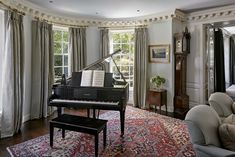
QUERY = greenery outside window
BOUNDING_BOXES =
[110,30,134,91]
[53,26,69,82]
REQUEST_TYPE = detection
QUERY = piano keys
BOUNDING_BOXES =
[48,49,129,136]
[50,99,119,106]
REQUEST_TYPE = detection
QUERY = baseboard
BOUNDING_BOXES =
[22,114,30,123]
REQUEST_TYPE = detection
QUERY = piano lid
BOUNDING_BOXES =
[82,49,127,83]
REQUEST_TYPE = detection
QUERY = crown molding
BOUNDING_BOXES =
[0,0,187,27]
[187,4,235,23]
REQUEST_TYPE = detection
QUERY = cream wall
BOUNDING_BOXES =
[148,20,174,112]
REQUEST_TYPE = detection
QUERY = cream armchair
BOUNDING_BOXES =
[209,92,234,119]
[185,105,235,157]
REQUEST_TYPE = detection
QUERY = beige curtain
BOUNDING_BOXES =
[1,11,24,138]
[31,20,54,119]
[100,28,110,70]
[134,27,148,108]
[69,27,87,72]
[100,28,109,58]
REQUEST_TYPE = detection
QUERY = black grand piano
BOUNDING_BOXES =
[49,49,129,136]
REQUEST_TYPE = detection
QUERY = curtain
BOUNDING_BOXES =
[214,28,225,92]
[229,37,235,85]
[31,20,54,119]
[69,27,87,72]
[133,27,148,108]
[100,28,109,70]
[100,28,109,58]
[1,11,24,138]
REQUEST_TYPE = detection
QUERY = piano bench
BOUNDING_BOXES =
[49,114,107,157]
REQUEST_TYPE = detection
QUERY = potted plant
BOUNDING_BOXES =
[150,75,166,90]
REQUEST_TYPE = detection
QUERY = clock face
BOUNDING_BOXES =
[176,39,182,53]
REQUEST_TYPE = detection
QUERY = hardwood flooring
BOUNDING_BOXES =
[0,107,171,157]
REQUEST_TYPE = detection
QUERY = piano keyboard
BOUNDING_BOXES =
[51,99,119,106]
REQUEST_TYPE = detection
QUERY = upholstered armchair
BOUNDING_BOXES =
[209,92,234,119]
[185,105,235,157]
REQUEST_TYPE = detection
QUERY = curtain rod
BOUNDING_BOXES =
[34,16,88,28]
[205,24,232,36]
[0,1,25,15]
[98,25,148,30]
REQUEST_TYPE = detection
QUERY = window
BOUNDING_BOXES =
[110,30,134,91]
[53,26,69,82]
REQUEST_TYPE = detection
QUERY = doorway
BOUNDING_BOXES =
[205,22,235,101]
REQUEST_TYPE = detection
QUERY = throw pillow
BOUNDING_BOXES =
[232,102,235,114]
[219,123,235,151]
[223,114,235,125]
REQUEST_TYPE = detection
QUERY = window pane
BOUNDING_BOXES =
[55,55,62,66]
[54,30,62,41]
[63,31,68,42]
[54,42,62,54]
[54,67,62,77]
[130,44,134,54]
[113,44,121,51]
[64,55,68,66]
[130,34,134,42]
[63,43,68,53]
[64,67,68,77]
[121,33,128,43]
[113,33,120,43]
[121,44,129,53]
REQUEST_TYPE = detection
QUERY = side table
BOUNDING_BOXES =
[147,89,167,115]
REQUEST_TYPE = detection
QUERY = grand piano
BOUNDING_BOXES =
[49,49,129,136]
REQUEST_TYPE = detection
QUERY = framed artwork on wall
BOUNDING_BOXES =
[149,44,170,63]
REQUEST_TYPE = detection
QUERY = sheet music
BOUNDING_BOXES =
[80,70,93,86]
[92,70,105,87]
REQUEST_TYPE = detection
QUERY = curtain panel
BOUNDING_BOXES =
[69,27,87,72]
[230,37,235,85]
[133,27,148,108]
[214,28,225,92]
[100,28,110,71]
[1,11,24,138]
[31,20,54,119]
[100,28,109,58]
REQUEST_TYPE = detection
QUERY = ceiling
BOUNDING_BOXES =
[26,0,235,19]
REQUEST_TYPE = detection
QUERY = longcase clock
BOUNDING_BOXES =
[174,27,190,119]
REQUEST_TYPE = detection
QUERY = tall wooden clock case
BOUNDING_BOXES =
[174,27,190,119]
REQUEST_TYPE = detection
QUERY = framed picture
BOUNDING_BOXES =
[149,44,170,63]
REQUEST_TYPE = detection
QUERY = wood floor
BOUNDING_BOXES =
[0,107,171,157]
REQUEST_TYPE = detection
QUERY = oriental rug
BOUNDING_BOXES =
[7,106,195,157]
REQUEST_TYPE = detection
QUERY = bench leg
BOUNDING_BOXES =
[103,125,107,148]
[95,134,98,157]
[50,124,54,147]
[62,129,65,138]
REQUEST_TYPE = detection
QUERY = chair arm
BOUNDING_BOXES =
[194,144,235,157]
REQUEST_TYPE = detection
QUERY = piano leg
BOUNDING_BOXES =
[120,110,125,136]
[87,109,90,117]
[57,107,62,116]
[93,109,96,119]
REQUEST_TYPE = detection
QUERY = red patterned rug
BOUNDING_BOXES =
[7,106,195,157]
